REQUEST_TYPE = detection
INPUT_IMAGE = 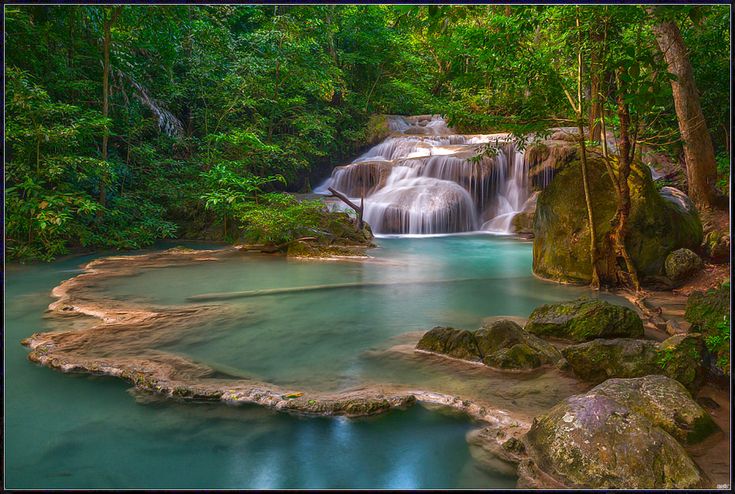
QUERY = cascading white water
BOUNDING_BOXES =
[315,115,531,235]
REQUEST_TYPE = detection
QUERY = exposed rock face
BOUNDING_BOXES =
[416,319,563,370]
[561,334,704,392]
[591,376,719,445]
[525,298,644,342]
[665,248,703,284]
[416,326,482,361]
[522,376,706,489]
[533,159,703,284]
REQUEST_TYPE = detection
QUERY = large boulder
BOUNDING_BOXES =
[561,338,659,383]
[533,159,703,284]
[592,375,719,445]
[416,326,482,361]
[665,248,703,284]
[525,298,644,342]
[522,377,705,488]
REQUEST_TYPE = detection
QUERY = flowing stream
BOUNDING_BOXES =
[5,237,632,489]
[315,115,534,234]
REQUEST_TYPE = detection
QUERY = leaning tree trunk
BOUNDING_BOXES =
[650,16,718,209]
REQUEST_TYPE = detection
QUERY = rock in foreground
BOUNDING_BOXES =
[525,298,644,342]
[521,376,707,489]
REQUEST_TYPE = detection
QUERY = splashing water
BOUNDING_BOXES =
[315,115,530,235]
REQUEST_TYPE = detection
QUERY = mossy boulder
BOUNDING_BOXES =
[665,248,703,284]
[484,343,542,370]
[592,375,718,445]
[416,326,482,362]
[685,283,730,377]
[702,230,730,262]
[561,334,704,392]
[525,298,644,342]
[657,333,705,392]
[562,338,659,383]
[523,378,704,488]
[511,211,535,235]
[533,159,703,284]
[417,320,563,370]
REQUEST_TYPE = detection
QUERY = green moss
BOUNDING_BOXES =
[526,298,644,342]
[686,282,730,374]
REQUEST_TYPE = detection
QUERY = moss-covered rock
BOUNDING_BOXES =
[523,380,704,488]
[592,375,719,445]
[484,343,542,370]
[416,326,482,362]
[561,334,704,392]
[656,333,705,392]
[701,230,730,263]
[685,282,730,377]
[562,338,659,383]
[533,159,703,284]
[417,319,564,370]
[525,298,644,342]
[511,211,535,235]
[665,248,703,284]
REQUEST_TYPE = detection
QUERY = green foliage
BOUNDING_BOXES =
[715,152,730,195]
[686,282,731,374]
[238,194,328,246]
[4,5,730,260]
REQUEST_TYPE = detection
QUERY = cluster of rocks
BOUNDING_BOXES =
[418,297,705,390]
[418,297,720,488]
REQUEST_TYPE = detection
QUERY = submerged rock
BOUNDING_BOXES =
[525,298,644,342]
[665,248,703,284]
[533,160,703,284]
[416,326,482,361]
[522,377,705,488]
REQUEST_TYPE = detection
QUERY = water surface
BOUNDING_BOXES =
[5,236,624,488]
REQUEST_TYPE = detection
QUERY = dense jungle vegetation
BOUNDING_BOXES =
[4,4,730,261]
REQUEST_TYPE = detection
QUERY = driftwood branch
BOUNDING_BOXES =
[327,187,364,229]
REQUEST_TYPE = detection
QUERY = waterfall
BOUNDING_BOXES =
[315,115,531,235]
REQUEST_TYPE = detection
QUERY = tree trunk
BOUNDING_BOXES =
[99,7,121,212]
[588,27,604,142]
[575,10,600,289]
[650,15,718,208]
[606,89,640,291]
